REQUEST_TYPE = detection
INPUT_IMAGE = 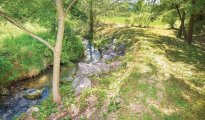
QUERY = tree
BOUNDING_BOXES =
[161,10,177,29]
[154,0,205,44]
[0,0,77,104]
[77,0,112,61]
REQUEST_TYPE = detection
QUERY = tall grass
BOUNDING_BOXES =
[0,22,84,85]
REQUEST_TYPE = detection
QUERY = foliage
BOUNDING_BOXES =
[61,22,84,64]
[161,10,177,28]
[0,22,83,85]
[107,98,120,113]
[33,96,58,120]
[131,12,152,27]
[79,88,107,110]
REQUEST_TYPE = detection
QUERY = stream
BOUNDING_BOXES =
[0,39,100,120]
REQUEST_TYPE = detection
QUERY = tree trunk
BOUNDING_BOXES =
[176,6,187,40]
[187,14,195,44]
[176,6,182,38]
[88,0,94,61]
[181,12,187,40]
[53,0,65,104]
[177,24,182,38]
[88,0,94,40]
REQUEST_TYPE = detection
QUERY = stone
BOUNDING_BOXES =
[72,77,91,96]
[116,44,126,56]
[26,107,39,113]
[61,76,74,83]
[117,44,126,52]
[78,63,101,76]
[113,39,117,44]
[23,89,43,100]
[0,87,10,95]
[109,61,121,70]
[94,62,110,73]
[106,46,115,54]
[78,62,110,76]
[102,54,115,61]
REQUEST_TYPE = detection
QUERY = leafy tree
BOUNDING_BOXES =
[154,0,205,44]
[161,10,177,28]
[0,0,77,104]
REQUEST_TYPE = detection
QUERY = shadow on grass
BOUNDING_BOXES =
[151,36,205,70]
[164,75,205,120]
[109,26,205,119]
[114,27,205,69]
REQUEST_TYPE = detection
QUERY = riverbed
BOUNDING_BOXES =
[0,65,76,120]
[0,39,100,120]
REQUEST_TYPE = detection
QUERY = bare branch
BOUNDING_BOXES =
[65,0,78,16]
[0,11,54,52]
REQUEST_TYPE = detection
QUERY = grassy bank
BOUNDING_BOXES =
[19,24,205,120]
[0,22,84,85]
[98,16,169,28]
[95,26,205,120]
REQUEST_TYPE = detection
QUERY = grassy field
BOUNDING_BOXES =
[98,16,170,28]
[94,25,205,120]
[98,16,127,24]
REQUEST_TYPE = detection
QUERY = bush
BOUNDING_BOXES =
[161,10,177,28]
[62,22,84,64]
[131,12,152,27]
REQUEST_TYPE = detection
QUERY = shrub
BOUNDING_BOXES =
[161,10,177,28]
[131,12,152,27]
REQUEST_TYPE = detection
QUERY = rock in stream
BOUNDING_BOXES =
[23,89,43,100]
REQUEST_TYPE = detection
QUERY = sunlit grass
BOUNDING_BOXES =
[0,21,84,85]
[98,16,172,29]
[94,25,205,120]
[0,22,46,43]
[98,16,127,24]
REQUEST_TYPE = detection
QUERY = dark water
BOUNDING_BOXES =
[0,66,74,120]
[83,39,100,63]
[0,39,100,120]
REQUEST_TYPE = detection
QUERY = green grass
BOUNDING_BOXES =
[0,22,84,85]
[98,16,127,24]
[15,23,205,120]
[94,25,205,120]
[149,19,168,28]
[98,16,170,29]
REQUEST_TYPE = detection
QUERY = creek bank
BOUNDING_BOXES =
[72,61,122,96]
[1,38,126,120]
[64,38,126,119]
[0,65,74,120]
[72,38,126,97]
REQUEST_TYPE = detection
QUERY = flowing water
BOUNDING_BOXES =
[0,66,74,120]
[0,39,100,120]
[83,39,100,63]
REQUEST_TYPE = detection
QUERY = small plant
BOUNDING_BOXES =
[107,98,121,114]
[96,89,107,108]
[33,96,58,120]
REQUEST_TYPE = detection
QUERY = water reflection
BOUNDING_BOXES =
[0,65,75,120]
